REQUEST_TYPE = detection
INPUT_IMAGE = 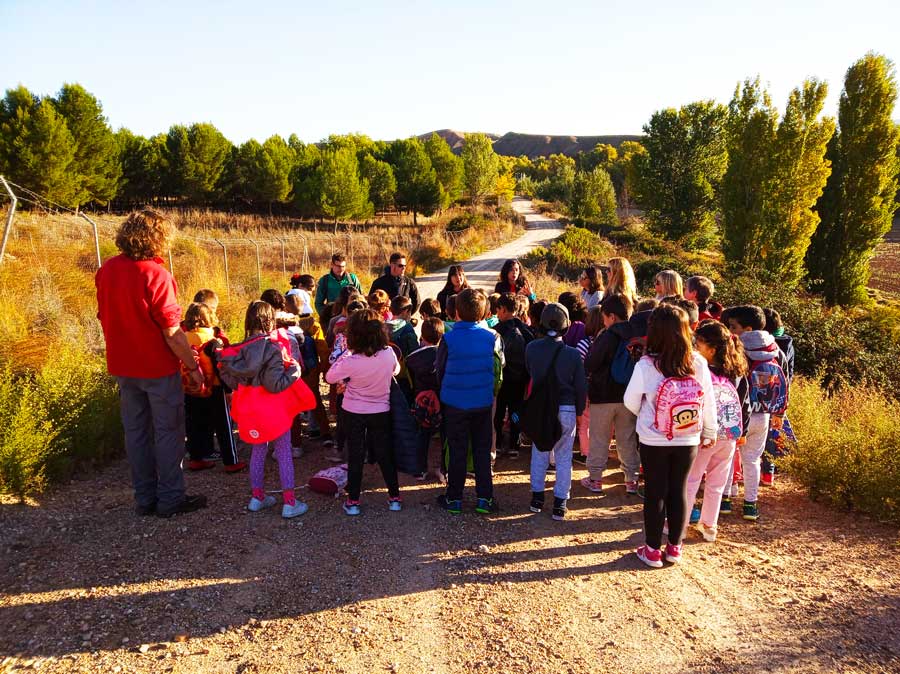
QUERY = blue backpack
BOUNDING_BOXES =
[749,360,788,415]
[611,335,646,385]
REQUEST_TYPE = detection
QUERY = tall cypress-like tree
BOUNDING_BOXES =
[632,101,728,246]
[461,133,499,206]
[807,53,900,304]
[423,132,463,209]
[387,138,441,226]
[54,83,121,208]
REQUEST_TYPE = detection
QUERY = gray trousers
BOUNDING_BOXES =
[117,372,186,510]
[587,402,639,483]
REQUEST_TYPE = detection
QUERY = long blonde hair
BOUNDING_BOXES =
[654,269,684,298]
[605,257,638,305]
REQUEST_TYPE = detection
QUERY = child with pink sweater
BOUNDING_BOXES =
[325,308,401,516]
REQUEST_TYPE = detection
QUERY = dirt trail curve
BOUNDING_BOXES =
[414,197,564,301]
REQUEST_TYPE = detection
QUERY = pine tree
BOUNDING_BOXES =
[54,83,121,208]
[424,132,463,208]
[9,99,78,205]
[807,53,900,305]
[291,142,323,219]
[632,101,728,246]
[569,167,618,227]
[115,128,160,206]
[0,86,39,176]
[359,154,397,215]
[387,138,441,226]
[259,135,294,213]
[461,133,499,206]
[320,147,372,230]
[165,123,232,204]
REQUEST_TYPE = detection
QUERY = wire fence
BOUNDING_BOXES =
[0,177,485,299]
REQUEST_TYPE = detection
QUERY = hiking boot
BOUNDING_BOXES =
[437,494,462,514]
[475,497,499,514]
[636,545,663,568]
[186,459,216,471]
[720,497,733,515]
[743,501,759,521]
[388,496,403,512]
[343,499,361,516]
[580,476,604,493]
[552,497,567,521]
[694,522,717,542]
[689,505,702,524]
[156,494,208,518]
[247,495,277,512]
[282,501,309,518]
[529,492,545,513]
[760,472,775,487]
[224,461,247,473]
[625,480,639,496]
[665,543,683,564]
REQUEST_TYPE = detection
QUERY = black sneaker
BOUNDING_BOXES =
[475,497,499,514]
[529,492,544,513]
[156,494,208,518]
[437,494,462,514]
[134,501,156,517]
[552,497,567,521]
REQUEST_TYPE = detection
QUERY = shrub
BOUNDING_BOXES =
[523,226,615,279]
[786,378,900,522]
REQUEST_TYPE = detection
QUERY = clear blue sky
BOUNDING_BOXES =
[2,0,897,144]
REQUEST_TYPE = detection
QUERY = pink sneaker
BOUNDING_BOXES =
[636,545,663,568]
[580,476,604,493]
[665,543,683,564]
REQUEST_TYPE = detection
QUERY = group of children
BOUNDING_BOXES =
[177,254,794,569]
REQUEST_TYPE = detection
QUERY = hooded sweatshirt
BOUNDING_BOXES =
[387,318,419,358]
[217,334,300,394]
[740,330,790,414]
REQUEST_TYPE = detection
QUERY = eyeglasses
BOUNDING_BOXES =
[394,263,407,269]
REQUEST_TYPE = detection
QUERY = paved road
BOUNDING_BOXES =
[414,197,564,302]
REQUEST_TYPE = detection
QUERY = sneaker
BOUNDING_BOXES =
[322,438,335,448]
[247,495,277,512]
[343,500,361,516]
[689,505,701,524]
[529,492,544,513]
[223,461,247,473]
[694,522,717,542]
[572,453,587,465]
[760,472,775,487]
[437,494,462,514]
[475,497,499,514]
[636,484,646,500]
[507,447,520,459]
[414,472,427,481]
[291,446,304,459]
[580,476,604,493]
[282,501,309,518]
[665,543,683,564]
[552,497,567,521]
[625,481,639,496]
[156,494,208,518]
[720,497,733,515]
[388,496,403,512]
[636,545,664,568]
[743,501,759,521]
[186,459,216,471]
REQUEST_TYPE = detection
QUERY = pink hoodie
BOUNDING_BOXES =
[325,346,400,414]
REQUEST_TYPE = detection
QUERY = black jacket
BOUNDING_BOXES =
[406,345,439,396]
[494,317,534,382]
[774,334,795,382]
[584,321,632,404]
[370,273,420,314]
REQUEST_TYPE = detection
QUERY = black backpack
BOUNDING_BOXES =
[520,344,564,452]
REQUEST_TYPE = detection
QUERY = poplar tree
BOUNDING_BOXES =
[424,132,463,208]
[632,101,728,246]
[807,53,900,304]
[461,133,499,206]
[569,167,618,226]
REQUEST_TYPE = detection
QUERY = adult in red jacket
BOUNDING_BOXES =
[95,209,207,518]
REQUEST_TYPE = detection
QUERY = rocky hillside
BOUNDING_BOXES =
[416,129,642,158]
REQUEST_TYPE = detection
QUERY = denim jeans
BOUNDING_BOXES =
[530,406,577,500]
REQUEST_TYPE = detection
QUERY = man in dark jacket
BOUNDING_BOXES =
[369,252,420,314]
[583,294,639,496]
[492,293,534,458]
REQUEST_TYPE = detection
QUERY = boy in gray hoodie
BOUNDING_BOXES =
[726,305,790,522]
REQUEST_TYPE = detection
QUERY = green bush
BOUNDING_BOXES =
[786,378,900,522]
[0,349,121,502]
[524,226,615,279]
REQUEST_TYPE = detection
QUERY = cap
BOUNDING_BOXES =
[540,302,570,336]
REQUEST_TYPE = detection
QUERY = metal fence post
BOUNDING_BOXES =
[298,234,310,272]
[168,249,175,279]
[215,239,229,295]
[0,176,18,264]
[79,213,102,268]
[278,237,287,278]
[247,238,261,291]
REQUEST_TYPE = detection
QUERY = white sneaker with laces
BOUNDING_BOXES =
[248,495,277,512]
[282,501,309,518]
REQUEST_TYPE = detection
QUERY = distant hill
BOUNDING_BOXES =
[415,129,642,158]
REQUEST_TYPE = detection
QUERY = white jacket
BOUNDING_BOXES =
[623,352,717,446]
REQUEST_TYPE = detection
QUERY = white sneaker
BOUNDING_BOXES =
[695,522,717,542]
[248,495,276,512]
[282,501,309,518]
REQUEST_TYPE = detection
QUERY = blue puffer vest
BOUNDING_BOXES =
[440,321,496,410]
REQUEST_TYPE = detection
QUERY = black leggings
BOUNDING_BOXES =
[344,410,399,501]
[640,442,698,549]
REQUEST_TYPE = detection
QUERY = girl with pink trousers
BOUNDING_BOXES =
[685,321,751,541]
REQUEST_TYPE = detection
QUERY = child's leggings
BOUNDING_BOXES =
[685,437,736,530]
[344,410,399,501]
[249,430,294,495]
[640,442,697,550]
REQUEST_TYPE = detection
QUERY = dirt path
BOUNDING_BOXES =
[414,197,564,300]
[3,206,900,673]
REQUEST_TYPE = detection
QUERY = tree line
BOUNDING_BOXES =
[0,85,509,226]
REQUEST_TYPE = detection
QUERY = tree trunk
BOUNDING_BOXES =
[413,209,418,227]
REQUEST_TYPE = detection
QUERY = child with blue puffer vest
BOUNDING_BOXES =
[725,305,790,522]
[435,289,505,514]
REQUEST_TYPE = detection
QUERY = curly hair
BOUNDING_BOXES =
[347,308,388,356]
[695,320,748,379]
[115,209,173,260]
